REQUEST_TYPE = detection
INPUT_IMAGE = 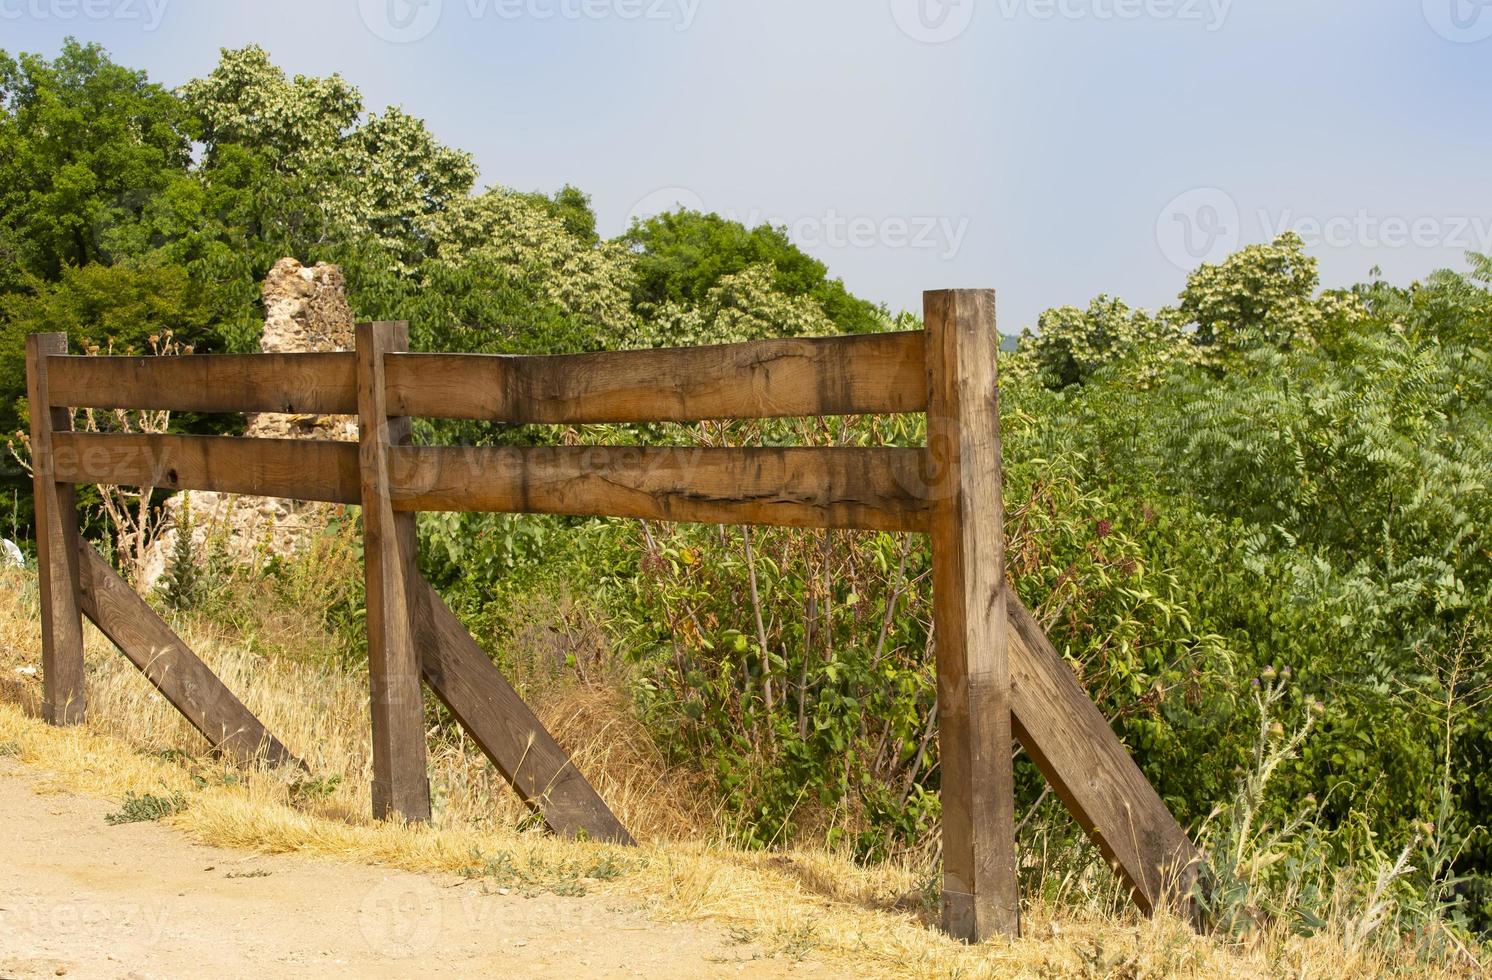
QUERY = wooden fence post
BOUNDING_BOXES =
[357,321,432,822]
[26,333,87,726]
[924,289,1019,941]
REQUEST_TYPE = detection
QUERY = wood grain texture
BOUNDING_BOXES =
[1008,594,1200,920]
[389,445,931,532]
[76,545,300,769]
[412,578,634,844]
[45,353,356,415]
[357,322,432,823]
[26,334,86,725]
[48,436,926,533]
[44,333,925,424]
[924,290,1019,941]
[384,331,927,423]
[49,432,361,504]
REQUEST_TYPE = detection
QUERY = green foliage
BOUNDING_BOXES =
[0,41,191,282]
[1010,294,1192,389]
[160,497,199,612]
[2,38,1488,946]
[105,790,187,824]
[624,209,885,335]
[0,263,217,434]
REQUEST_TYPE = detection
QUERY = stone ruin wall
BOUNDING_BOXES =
[138,258,359,589]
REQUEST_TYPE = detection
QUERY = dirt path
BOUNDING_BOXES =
[0,765,816,979]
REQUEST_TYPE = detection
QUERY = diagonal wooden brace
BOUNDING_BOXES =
[1008,594,1200,921]
[76,543,302,770]
[411,577,634,845]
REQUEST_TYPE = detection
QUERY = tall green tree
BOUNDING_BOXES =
[0,40,192,285]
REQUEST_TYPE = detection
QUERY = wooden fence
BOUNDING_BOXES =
[26,289,1197,942]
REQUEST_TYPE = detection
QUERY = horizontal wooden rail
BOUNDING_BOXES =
[384,331,928,423]
[51,432,362,504]
[42,332,927,423]
[394,445,930,532]
[46,353,357,416]
[47,433,931,532]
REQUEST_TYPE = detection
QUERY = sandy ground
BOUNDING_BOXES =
[0,764,818,979]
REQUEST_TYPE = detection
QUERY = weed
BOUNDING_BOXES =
[105,791,188,825]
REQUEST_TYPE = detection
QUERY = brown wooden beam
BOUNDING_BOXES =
[42,332,927,424]
[50,434,929,533]
[357,322,432,823]
[389,445,930,532]
[384,331,927,423]
[924,290,1020,941]
[50,432,361,505]
[412,578,634,844]
[1008,594,1200,920]
[26,334,87,725]
[76,544,300,769]
[46,352,356,416]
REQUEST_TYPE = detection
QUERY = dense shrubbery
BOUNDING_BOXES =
[3,39,1488,949]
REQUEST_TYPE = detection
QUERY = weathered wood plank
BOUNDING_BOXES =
[26,334,87,726]
[1008,594,1200,920]
[357,322,432,823]
[76,544,300,769]
[45,352,357,415]
[44,333,925,423]
[389,445,931,532]
[49,432,361,505]
[412,577,634,844]
[924,289,1019,941]
[384,331,927,423]
[50,433,927,533]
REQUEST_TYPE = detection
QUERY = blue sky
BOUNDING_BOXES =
[2,0,1489,332]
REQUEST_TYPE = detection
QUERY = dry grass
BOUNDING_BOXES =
[0,562,1480,977]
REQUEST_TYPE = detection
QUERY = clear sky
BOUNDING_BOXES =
[2,0,1488,331]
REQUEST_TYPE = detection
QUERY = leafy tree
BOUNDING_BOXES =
[1011,294,1192,389]
[633,263,836,349]
[623,209,884,335]
[1178,232,1352,355]
[180,45,477,270]
[0,40,192,282]
[0,263,216,434]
